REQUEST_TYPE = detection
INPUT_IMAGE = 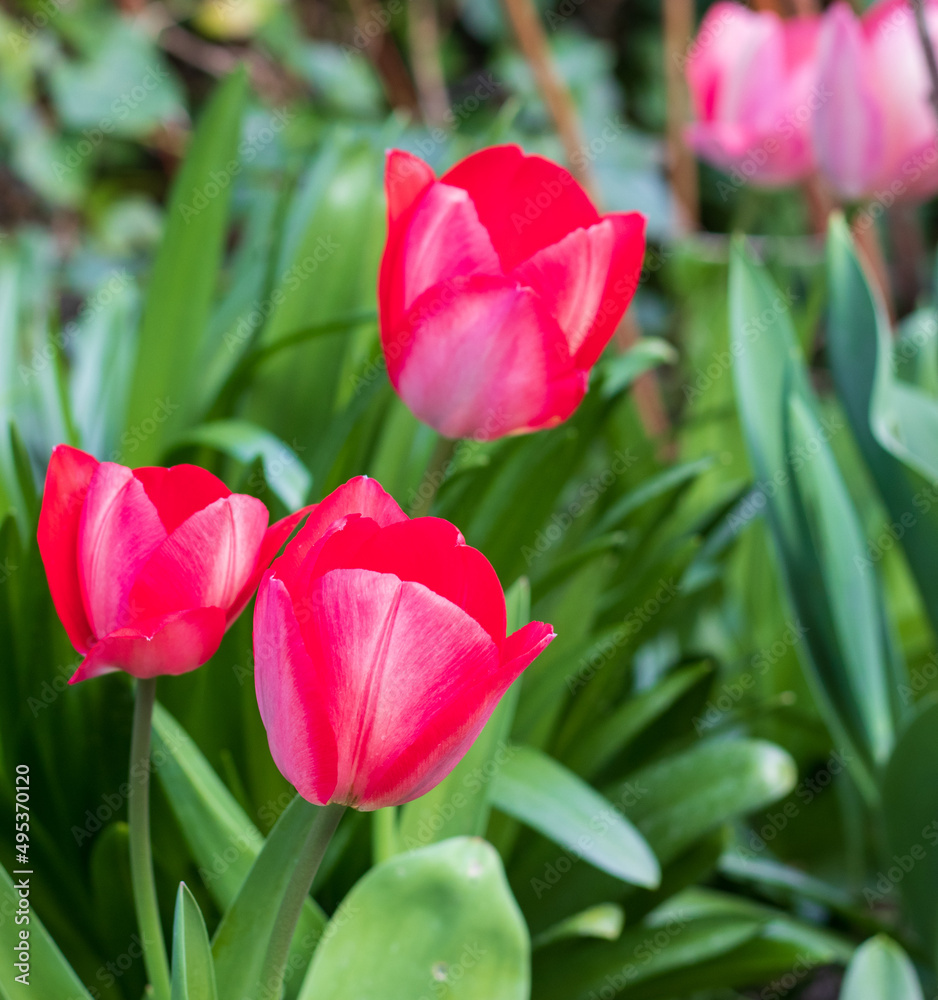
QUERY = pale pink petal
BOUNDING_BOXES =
[304,569,501,809]
[254,575,338,805]
[127,494,269,622]
[78,463,167,637]
[37,444,98,652]
[274,478,407,584]
[514,221,615,357]
[392,275,572,440]
[69,607,227,683]
[813,3,885,200]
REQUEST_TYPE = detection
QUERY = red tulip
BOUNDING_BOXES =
[37,445,309,684]
[378,145,646,441]
[253,476,555,810]
[685,2,821,186]
[813,0,938,202]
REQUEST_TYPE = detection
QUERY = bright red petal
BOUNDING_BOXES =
[69,607,227,682]
[254,575,339,805]
[132,465,231,534]
[380,150,437,352]
[441,145,599,272]
[275,478,407,583]
[78,462,167,637]
[37,444,98,653]
[350,518,507,644]
[128,495,269,623]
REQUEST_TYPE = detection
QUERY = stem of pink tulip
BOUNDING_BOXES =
[260,802,345,996]
[128,677,172,1000]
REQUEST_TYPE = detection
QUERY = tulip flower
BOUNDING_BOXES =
[37,444,309,684]
[685,2,822,186]
[812,0,938,203]
[253,476,555,810]
[378,144,646,441]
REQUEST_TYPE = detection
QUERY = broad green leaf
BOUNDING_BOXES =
[839,935,923,1000]
[122,69,247,464]
[881,698,938,961]
[490,745,660,888]
[177,419,312,511]
[622,739,797,865]
[212,795,323,1000]
[826,214,938,637]
[0,861,92,999]
[172,883,218,1000]
[298,838,529,1000]
[398,578,531,849]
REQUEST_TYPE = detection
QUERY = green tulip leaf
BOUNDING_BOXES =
[298,838,529,1000]
[839,935,923,1000]
[171,883,218,1000]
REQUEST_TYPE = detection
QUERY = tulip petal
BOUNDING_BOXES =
[128,494,269,621]
[275,477,407,582]
[502,619,556,674]
[306,569,502,809]
[813,2,885,200]
[441,145,599,271]
[78,462,167,637]
[575,212,647,370]
[254,575,338,804]
[228,503,315,621]
[37,444,98,653]
[393,275,572,440]
[514,219,620,358]
[380,151,438,342]
[132,464,231,534]
[385,148,436,227]
[314,517,508,643]
[69,607,227,683]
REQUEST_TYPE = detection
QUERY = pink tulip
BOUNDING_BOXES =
[378,144,646,441]
[813,0,938,202]
[685,2,821,186]
[37,445,310,684]
[253,476,555,810]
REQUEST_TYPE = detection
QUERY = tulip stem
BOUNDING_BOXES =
[260,803,345,995]
[128,677,172,1000]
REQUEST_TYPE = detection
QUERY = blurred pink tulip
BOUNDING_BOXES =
[685,2,822,186]
[813,0,938,202]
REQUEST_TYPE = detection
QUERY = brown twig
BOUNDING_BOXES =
[663,0,699,233]
[407,0,451,130]
[500,0,595,197]
[910,0,938,129]
[346,0,420,115]
[500,0,670,443]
